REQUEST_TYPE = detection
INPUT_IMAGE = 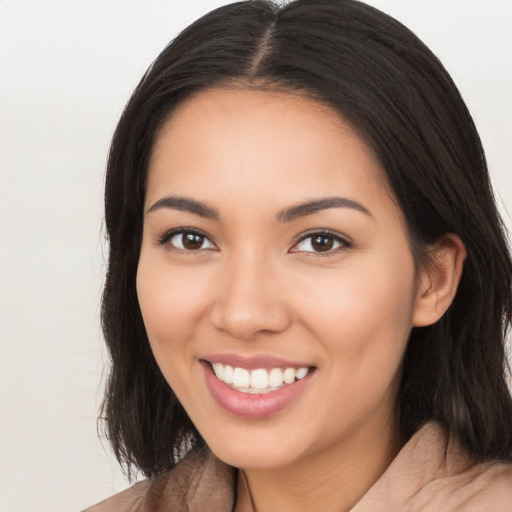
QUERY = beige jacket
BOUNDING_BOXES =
[84,422,512,511]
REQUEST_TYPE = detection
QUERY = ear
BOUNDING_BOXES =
[413,234,467,327]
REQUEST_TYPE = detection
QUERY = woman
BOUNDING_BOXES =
[86,0,512,510]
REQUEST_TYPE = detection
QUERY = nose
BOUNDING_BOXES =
[209,251,292,341]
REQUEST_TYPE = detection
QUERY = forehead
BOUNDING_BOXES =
[152,87,373,162]
[147,87,394,217]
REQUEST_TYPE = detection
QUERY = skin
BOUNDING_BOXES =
[136,88,464,511]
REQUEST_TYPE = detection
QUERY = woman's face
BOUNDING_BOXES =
[137,88,428,470]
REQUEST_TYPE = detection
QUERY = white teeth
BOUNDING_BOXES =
[210,362,311,393]
[268,368,284,387]
[283,367,296,384]
[212,362,224,380]
[232,367,250,388]
[250,369,269,389]
[223,365,234,384]
[237,386,278,394]
[296,367,309,379]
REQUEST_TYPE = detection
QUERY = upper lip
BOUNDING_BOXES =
[201,353,314,370]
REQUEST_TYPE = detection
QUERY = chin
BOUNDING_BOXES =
[200,421,313,470]
[211,443,298,470]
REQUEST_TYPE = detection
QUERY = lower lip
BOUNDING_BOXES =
[201,361,314,419]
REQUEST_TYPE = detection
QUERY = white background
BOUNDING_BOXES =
[0,1,511,510]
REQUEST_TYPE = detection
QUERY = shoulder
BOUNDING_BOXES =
[456,459,512,510]
[81,478,149,512]
[408,454,512,511]
[352,421,512,512]
[409,422,512,511]
[82,448,235,512]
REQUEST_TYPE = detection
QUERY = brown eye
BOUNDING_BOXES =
[292,231,349,254]
[183,233,205,250]
[167,230,215,251]
[311,235,334,252]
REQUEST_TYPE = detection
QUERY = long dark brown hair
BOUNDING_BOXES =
[100,0,512,478]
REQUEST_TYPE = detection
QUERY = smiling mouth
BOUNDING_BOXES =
[208,362,314,394]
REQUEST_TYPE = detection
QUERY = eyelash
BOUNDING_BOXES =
[157,227,217,253]
[291,230,351,257]
[157,228,351,255]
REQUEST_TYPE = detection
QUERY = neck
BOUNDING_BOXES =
[234,415,403,512]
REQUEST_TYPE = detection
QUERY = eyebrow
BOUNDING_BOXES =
[146,195,371,222]
[147,196,220,220]
[276,197,372,223]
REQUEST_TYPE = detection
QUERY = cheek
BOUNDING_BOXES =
[135,256,219,413]
[136,254,212,363]
[296,261,416,435]
[299,257,415,328]
[293,253,417,377]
